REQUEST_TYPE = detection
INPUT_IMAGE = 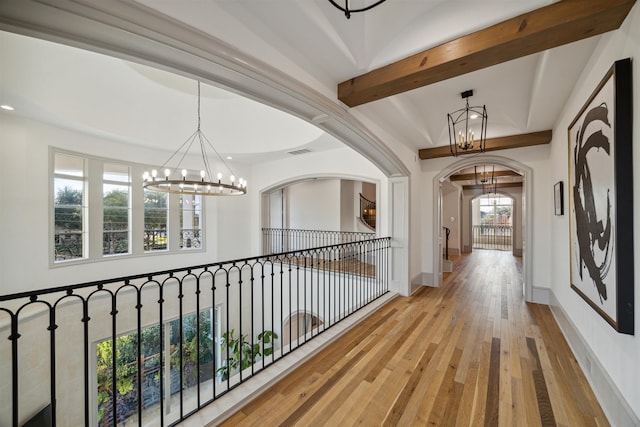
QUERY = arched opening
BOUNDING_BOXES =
[259,174,380,254]
[282,311,324,347]
[433,155,534,302]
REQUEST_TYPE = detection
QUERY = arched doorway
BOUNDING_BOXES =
[433,155,534,302]
[259,174,381,253]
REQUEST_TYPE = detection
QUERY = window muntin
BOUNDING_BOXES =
[54,153,86,262]
[144,189,168,252]
[103,163,131,256]
[180,194,202,250]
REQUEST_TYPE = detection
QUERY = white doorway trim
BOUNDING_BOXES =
[432,155,534,302]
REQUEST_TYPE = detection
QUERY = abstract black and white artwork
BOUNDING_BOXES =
[568,58,634,335]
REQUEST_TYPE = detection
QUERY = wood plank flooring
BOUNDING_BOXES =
[218,250,609,426]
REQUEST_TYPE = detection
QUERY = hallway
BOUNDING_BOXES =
[219,251,608,426]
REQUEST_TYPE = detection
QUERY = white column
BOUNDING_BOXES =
[388,177,409,296]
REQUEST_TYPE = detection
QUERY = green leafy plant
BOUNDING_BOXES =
[96,335,138,423]
[216,329,278,380]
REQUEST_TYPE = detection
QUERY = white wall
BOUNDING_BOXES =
[340,180,356,231]
[361,182,376,201]
[0,113,392,296]
[287,179,341,231]
[249,147,388,256]
[548,3,640,422]
[441,181,460,255]
[0,114,252,295]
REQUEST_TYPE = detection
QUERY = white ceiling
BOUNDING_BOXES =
[0,30,341,163]
[1,0,603,164]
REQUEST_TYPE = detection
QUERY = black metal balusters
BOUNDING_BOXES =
[0,237,389,427]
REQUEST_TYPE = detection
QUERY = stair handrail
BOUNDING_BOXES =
[359,193,376,230]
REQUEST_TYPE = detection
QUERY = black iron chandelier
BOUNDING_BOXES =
[327,0,388,19]
[448,90,488,157]
[475,165,497,194]
[143,82,246,196]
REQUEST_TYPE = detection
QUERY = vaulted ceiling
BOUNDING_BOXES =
[0,0,635,166]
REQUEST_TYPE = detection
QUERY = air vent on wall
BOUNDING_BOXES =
[288,148,311,156]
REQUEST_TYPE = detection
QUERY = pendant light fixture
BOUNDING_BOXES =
[448,90,488,157]
[475,165,497,194]
[327,0,388,19]
[143,81,246,196]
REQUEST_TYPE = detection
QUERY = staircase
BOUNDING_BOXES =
[359,193,376,230]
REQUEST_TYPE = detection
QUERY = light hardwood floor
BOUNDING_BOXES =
[219,250,609,426]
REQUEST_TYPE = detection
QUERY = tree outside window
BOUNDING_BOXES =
[144,190,168,251]
[103,163,131,256]
[54,154,86,262]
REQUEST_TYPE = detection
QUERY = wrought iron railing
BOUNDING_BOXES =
[472,224,512,251]
[442,226,450,260]
[359,193,376,230]
[54,230,84,261]
[0,237,390,427]
[144,228,167,251]
[261,228,375,255]
[180,228,201,250]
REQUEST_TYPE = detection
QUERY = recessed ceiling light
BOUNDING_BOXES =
[226,156,232,160]
[1,105,15,111]
[470,113,479,119]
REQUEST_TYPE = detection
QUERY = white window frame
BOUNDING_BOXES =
[103,163,132,257]
[49,148,205,267]
[52,152,88,263]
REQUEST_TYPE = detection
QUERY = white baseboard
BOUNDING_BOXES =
[442,248,460,256]
[549,290,640,427]
[411,272,436,290]
[531,286,550,304]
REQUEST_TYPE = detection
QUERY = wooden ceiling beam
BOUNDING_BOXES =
[463,182,523,191]
[338,0,636,107]
[418,130,551,160]
[450,170,521,182]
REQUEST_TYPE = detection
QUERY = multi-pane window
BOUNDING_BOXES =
[144,189,168,252]
[51,149,205,265]
[473,194,514,250]
[479,195,513,226]
[103,163,131,256]
[95,308,219,425]
[180,194,202,249]
[54,153,86,262]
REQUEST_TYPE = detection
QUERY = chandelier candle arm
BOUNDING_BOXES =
[143,81,246,196]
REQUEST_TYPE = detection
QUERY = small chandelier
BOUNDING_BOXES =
[475,165,497,194]
[143,81,246,196]
[327,0,388,19]
[448,90,488,157]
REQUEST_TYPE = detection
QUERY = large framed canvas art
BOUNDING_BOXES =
[568,58,634,335]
